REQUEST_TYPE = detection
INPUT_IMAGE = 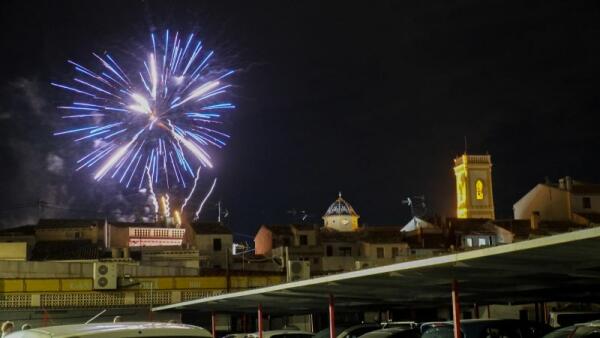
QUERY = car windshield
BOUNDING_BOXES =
[315,327,347,338]
[422,326,456,338]
[343,326,380,338]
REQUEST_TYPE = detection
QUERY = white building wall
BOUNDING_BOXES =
[513,184,570,220]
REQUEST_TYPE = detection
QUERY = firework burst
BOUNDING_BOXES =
[52,30,234,192]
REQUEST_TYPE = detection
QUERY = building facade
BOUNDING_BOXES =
[513,176,600,222]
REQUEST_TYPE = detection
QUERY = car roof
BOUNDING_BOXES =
[577,320,600,327]
[249,330,315,336]
[6,322,211,337]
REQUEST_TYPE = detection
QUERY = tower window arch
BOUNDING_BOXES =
[476,179,484,200]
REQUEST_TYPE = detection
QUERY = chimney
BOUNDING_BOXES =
[530,211,540,231]
[565,176,573,191]
[558,178,565,190]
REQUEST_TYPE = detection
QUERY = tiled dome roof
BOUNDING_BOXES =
[324,193,358,217]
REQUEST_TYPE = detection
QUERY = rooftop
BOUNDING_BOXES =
[190,222,232,235]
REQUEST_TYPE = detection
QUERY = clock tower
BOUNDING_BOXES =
[453,154,495,219]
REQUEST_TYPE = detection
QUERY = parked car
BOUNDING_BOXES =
[543,320,600,338]
[359,327,420,338]
[314,323,382,338]
[420,319,551,338]
[247,329,315,338]
[548,312,600,328]
[5,322,213,338]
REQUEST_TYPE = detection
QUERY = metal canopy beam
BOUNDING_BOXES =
[154,227,600,314]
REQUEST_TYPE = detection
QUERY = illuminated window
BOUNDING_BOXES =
[476,180,484,200]
[478,238,487,246]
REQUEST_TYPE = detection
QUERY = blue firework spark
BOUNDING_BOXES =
[52,30,234,191]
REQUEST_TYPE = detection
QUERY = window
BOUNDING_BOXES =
[476,179,484,200]
[466,238,473,247]
[376,247,384,258]
[392,247,399,257]
[299,235,308,246]
[282,237,291,246]
[213,238,222,251]
[326,245,333,257]
[74,231,81,239]
[339,247,352,256]
[583,197,592,209]
[313,257,319,264]
[478,238,487,246]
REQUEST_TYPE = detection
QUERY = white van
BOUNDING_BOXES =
[6,322,212,338]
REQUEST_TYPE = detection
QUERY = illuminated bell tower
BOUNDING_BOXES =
[453,154,495,219]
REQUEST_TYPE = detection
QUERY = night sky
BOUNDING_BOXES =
[2,1,600,236]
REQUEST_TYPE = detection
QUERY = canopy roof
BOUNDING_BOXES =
[154,227,600,314]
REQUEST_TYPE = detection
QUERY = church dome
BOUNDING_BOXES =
[324,193,359,217]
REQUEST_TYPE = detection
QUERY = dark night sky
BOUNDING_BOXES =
[1,1,600,236]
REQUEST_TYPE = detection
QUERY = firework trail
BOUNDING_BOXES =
[194,178,217,220]
[52,30,235,192]
[181,166,201,212]
[145,167,159,218]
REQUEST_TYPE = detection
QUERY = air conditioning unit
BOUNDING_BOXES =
[355,260,373,270]
[93,262,117,290]
[287,260,310,282]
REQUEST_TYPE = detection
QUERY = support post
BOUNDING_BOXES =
[211,312,217,338]
[329,294,336,338]
[452,279,461,338]
[474,303,479,319]
[258,304,264,338]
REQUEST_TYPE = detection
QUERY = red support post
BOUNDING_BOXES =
[329,294,336,338]
[258,304,264,338]
[452,279,461,338]
[212,312,217,338]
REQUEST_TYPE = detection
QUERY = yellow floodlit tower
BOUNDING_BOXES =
[453,154,495,219]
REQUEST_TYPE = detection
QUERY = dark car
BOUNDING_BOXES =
[421,319,551,338]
